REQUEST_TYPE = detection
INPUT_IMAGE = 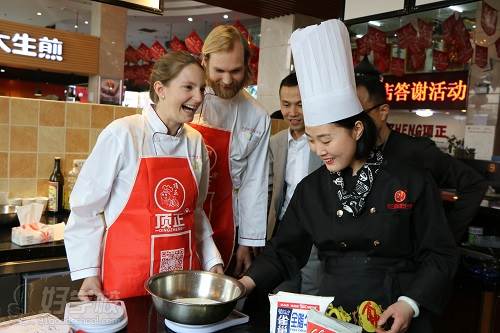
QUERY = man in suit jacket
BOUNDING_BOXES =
[267,73,323,294]
[356,75,487,242]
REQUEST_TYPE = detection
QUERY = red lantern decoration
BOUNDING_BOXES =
[433,50,449,71]
[149,41,166,60]
[481,1,498,36]
[368,27,387,53]
[475,44,488,68]
[409,50,426,71]
[374,45,390,73]
[233,20,250,41]
[137,43,152,63]
[125,45,139,64]
[396,23,417,49]
[185,31,204,55]
[390,57,405,77]
[417,19,433,49]
[169,36,188,52]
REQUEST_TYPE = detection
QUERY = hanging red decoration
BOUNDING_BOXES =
[149,41,166,60]
[169,36,188,52]
[248,42,259,83]
[185,31,204,55]
[136,43,152,62]
[433,50,449,71]
[481,1,498,36]
[409,50,426,71]
[352,49,360,67]
[442,13,473,65]
[390,57,405,77]
[374,45,390,73]
[475,44,489,68]
[233,20,250,42]
[396,23,417,49]
[368,27,387,53]
[125,45,140,64]
[356,34,370,56]
[417,19,434,49]
[496,36,500,58]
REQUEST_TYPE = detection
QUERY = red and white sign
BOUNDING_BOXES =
[155,177,185,213]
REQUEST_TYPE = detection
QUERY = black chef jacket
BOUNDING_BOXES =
[247,158,459,331]
[384,130,487,242]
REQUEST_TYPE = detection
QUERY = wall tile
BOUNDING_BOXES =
[64,153,88,175]
[37,179,48,196]
[91,104,114,128]
[38,153,65,179]
[115,106,138,119]
[0,152,7,178]
[9,179,37,198]
[11,98,39,126]
[0,96,9,124]
[89,128,102,151]
[0,179,8,192]
[66,103,91,128]
[10,126,37,151]
[66,129,89,153]
[39,126,65,153]
[9,153,36,178]
[0,124,8,151]
[40,100,65,127]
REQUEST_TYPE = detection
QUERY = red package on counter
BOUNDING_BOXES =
[475,44,489,68]
[125,45,139,64]
[136,43,152,62]
[417,19,433,49]
[481,1,497,36]
[433,50,449,71]
[496,37,500,58]
[356,34,370,56]
[169,36,187,51]
[185,31,203,55]
[233,20,250,41]
[150,41,166,60]
[396,23,417,49]
[390,57,405,77]
[368,27,387,53]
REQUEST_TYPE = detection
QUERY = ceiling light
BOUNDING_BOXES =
[368,21,382,27]
[223,14,229,19]
[415,109,434,117]
[356,34,363,38]
[461,109,467,113]
[472,25,476,28]
[187,17,193,22]
[449,6,463,13]
[0,69,5,73]
[34,88,43,97]
[74,24,78,29]
[36,12,42,16]
[84,20,89,25]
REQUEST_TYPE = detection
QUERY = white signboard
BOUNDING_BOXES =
[0,32,63,61]
[464,125,495,161]
[415,0,447,6]
[344,0,405,20]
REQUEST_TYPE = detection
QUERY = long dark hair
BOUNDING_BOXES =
[334,112,377,160]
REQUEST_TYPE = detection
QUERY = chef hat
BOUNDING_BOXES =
[290,19,363,126]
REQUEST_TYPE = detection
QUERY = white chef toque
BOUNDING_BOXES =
[290,19,363,127]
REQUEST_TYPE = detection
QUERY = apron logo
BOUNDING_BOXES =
[155,177,185,212]
[206,145,218,171]
[394,190,406,203]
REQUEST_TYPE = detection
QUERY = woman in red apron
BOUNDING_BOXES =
[65,52,223,301]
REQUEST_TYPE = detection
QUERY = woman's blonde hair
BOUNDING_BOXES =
[149,51,203,103]
[202,25,253,85]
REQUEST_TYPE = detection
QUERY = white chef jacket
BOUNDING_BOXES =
[65,104,223,281]
[193,88,271,247]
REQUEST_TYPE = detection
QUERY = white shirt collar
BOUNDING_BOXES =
[144,104,184,137]
[287,129,306,144]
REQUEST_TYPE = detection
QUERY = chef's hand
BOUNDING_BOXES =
[233,245,253,277]
[238,276,256,296]
[209,264,224,274]
[376,300,413,333]
[78,276,108,301]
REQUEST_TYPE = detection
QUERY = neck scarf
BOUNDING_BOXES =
[332,149,383,217]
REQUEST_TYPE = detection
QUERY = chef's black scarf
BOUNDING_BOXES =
[332,149,383,217]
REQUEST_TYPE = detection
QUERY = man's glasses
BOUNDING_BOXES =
[363,103,385,114]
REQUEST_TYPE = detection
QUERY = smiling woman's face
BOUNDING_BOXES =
[306,122,362,173]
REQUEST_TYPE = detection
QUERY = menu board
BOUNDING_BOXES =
[94,0,163,14]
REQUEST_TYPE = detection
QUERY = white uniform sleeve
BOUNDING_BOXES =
[237,115,271,247]
[65,128,123,281]
[195,143,223,270]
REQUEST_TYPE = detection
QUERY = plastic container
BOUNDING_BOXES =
[468,226,484,244]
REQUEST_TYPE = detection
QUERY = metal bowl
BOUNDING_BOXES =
[0,205,18,228]
[145,270,246,325]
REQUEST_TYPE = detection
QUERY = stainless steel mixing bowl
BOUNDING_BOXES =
[0,205,18,228]
[145,270,246,325]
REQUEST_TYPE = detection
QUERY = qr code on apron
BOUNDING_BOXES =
[159,248,185,272]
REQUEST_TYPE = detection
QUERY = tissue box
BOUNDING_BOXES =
[11,223,54,246]
[0,313,71,333]
[269,292,334,333]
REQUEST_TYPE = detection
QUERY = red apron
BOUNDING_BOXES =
[102,156,201,299]
[189,123,235,268]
